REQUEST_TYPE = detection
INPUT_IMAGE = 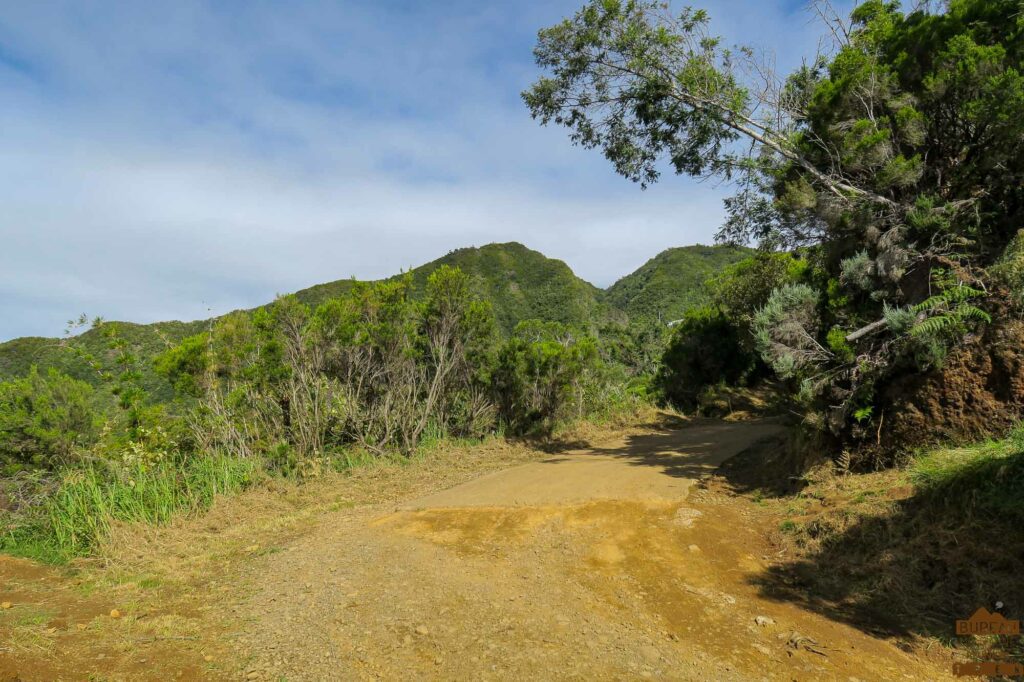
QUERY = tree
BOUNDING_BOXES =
[418,266,499,439]
[656,306,756,407]
[493,321,600,435]
[0,367,97,472]
[525,0,1024,438]
[708,251,808,341]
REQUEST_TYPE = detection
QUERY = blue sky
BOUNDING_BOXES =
[0,0,850,340]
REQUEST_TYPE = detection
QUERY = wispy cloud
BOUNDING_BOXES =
[0,0,849,340]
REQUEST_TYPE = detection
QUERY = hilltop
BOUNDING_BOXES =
[292,242,612,334]
[604,244,752,323]
[0,241,749,399]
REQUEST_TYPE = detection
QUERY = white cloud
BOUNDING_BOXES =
[0,0,850,339]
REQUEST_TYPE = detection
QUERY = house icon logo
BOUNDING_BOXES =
[956,608,1020,636]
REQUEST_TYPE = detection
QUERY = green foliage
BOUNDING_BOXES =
[0,319,208,407]
[604,245,752,323]
[882,303,916,335]
[1,454,260,562]
[655,306,756,408]
[158,265,630,457]
[852,405,874,424]
[989,230,1024,307]
[595,320,668,383]
[525,0,1022,442]
[644,251,808,408]
[0,242,739,432]
[523,1,749,187]
[0,367,97,473]
[0,253,676,560]
[709,252,808,334]
[752,284,829,381]
[0,244,610,397]
[826,327,855,362]
[153,333,209,398]
[839,251,875,292]
[492,320,602,435]
[908,282,990,343]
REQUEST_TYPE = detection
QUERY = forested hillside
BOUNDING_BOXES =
[293,242,614,334]
[604,244,751,323]
[0,241,724,397]
[0,321,210,405]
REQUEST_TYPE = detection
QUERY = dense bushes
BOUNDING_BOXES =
[654,252,805,408]
[493,320,603,434]
[0,367,97,473]
[0,265,643,562]
[160,266,625,467]
[656,307,755,407]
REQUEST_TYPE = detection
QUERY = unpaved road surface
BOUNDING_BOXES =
[225,420,953,681]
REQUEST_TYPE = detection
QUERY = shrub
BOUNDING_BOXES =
[708,251,807,339]
[492,320,601,435]
[655,306,757,408]
[0,367,98,473]
[753,284,829,380]
[157,266,503,461]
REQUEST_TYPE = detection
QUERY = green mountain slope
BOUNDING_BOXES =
[605,244,753,323]
[0,243,611,399]
[293,242,612,334]
[0,242,750,401]
[0,320,211,405]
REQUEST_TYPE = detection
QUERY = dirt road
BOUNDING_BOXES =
[1,417,956,680]
[226,420,952,681]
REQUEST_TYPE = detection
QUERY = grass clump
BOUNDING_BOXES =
[2,455,260,563]
[910,424,1024,520]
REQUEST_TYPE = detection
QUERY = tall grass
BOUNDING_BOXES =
[1,455,261,563]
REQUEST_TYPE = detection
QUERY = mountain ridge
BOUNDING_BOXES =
[0,241,753,399]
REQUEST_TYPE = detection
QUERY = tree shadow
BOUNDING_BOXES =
[538,416,789,481]
[748,462,1024,656]
[710,428,808,497]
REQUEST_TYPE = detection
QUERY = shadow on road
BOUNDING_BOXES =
[541,413,1023,659]
[539,422,745,480]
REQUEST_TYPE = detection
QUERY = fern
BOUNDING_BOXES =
[955,303,991,323]
[909,284,991,338]
[911,284,987,313]
[910,315,956,337]
[853,405,874,422]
